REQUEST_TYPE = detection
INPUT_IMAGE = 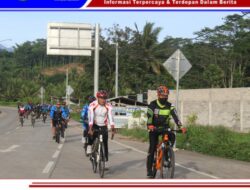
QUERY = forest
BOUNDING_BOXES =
[0,13,249,103]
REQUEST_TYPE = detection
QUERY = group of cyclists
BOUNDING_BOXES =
[79,86,187,178]
[16,85,186,178]
[18,102,51,124]
[17,101,70,139]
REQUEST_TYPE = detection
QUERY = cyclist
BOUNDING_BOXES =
[81,95,96,150]
[50,102,64,140]
[41,104,49,121]
[146,85,187,178]
[18,103,26,125]
[88,90,115,162]
[61,101,70,129]
[24,101,32,119]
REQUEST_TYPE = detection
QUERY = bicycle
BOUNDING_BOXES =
[19,115,24,127]
[90,126,107,178]
[30,111,36,128]
[152,128,181,179]
[42,112,47,123]
[54,119,62,144]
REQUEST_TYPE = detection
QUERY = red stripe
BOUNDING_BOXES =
[87,0,250,7]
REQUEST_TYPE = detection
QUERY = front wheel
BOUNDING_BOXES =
[20,117,24,127]
[99,143,105,178]
[55,127,60,143]
[31,118,35,128]
[160,146,175,179]
[91,139,98,173]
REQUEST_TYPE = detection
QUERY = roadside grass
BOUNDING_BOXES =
[0,101,17,107]
[118,125,250,162]
[71,112,80,122]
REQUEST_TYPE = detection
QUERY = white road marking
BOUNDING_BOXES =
[16,127,20,130]
[52,150,60,159]
[112,139,219,179]
[112,140,147,155]
[175,163,218,179]
[42,161,54,173]
[58,144,63,149]
[0,145,20,153]
[5,132,11,135]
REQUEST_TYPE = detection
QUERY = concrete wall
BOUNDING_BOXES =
[148,88,250,132]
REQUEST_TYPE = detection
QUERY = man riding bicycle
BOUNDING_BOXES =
[88,90,115,163]
[146,85,187,178]
[81,95,96,149]
[50,102,65,140]
[61,101,70,129]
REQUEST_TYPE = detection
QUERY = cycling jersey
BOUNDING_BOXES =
[147,100,180,128]
[88,100,114,127]
[81,104,89,130]
[18,107,25,116]
[61,106,70,119]
[50,106,63,121]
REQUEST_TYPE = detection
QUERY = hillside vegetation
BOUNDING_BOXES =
[0,13,249,104]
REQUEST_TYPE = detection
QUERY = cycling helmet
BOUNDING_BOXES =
[157,85,169,96]
[88,95,96,103]
[96,90,108,99]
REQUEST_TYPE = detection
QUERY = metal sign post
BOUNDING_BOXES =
[47,22,101,99]
[94,24,100,96]
[40,87,45,105]
[163,49,192,148]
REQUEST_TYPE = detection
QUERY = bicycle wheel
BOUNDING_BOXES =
[91,139,98,173]
[31,118,35,128]
[99,143,105,178]
[160,146,175,178]
[20,117,24,127]
[61,126,65,138]
[152,151,157,178]
[56,127,60,143]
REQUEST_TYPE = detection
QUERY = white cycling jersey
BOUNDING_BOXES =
[88,100,114,127]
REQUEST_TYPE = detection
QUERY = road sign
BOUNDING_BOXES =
[47,22,93,56]
[163,49,192,81]
[67,85,74,96]
[162,49,192,149]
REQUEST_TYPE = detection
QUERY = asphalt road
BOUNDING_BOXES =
[0,106,249,179]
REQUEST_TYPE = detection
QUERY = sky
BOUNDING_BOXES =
[0,11,241,48]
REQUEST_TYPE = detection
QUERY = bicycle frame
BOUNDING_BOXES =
[90,126,106,178]
[153,128,177,179]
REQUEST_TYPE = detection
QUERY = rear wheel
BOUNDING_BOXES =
[160,146,175,178]
[56,127,60,143]
[20,117,24,127]
[99,143,105,178]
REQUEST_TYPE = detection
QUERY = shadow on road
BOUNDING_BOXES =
[106,158,145,177]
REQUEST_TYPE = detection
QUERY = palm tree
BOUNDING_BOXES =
[134,22,162,74]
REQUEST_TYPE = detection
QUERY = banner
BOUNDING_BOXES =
[0,0,249,9]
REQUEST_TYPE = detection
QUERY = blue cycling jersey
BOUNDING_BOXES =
[50,106,67,120]
[81,104,89,130]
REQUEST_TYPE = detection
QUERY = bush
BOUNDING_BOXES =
[186,113,198,125]
[119,127,148,142]
[177,125,250,162]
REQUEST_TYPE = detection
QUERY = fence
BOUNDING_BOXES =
[148,88,250,132]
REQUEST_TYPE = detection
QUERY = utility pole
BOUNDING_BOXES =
[115,42,119,97]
